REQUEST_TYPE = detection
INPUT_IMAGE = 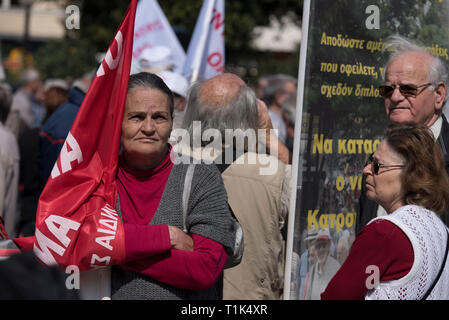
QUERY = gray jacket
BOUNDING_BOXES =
[111,160,236,300]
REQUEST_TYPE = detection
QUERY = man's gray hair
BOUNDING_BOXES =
[19,68,40,86]
[383,35,449,100]
[182,80,259,145]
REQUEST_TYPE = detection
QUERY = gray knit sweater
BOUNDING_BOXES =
[111,160,236,300]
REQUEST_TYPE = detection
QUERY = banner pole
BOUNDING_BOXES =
[283,0,311,300]
[189,0,216,83]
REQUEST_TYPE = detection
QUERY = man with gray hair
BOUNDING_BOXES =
[357,35,449,232]
[177,73,291,299]
[0,83,20,238]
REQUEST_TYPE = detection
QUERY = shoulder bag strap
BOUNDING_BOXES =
[182,164,195,233]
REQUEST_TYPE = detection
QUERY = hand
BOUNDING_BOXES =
[168,226,194,251]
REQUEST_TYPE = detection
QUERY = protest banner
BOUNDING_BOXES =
[285,0,449,300]
[11,1,137,281]
[131,0,186,74]
[183,0,225,82]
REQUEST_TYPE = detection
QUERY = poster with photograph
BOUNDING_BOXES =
[285,0,449,300]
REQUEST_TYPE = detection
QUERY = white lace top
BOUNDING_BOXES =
[365,205,449,300]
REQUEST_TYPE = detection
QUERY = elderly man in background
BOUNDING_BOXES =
[16,79,69,237]
[176,72,291,299]
[357,35,449,232]
[6,68,43,138]
[302,229,340,300]
[38,71,93,188]
[0,84,20,238]
[42,79,69,121]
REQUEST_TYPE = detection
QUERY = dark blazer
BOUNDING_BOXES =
[356,114,449,234]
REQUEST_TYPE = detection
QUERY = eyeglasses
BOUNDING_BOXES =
[378,83,432,98]
[367,154,405,175]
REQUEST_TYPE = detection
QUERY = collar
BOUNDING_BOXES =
[429,116,443,140]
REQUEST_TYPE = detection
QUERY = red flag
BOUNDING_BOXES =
[20,0,138,271]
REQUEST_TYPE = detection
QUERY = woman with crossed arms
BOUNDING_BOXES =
[111,72,236,300]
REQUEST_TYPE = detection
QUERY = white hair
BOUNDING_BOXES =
[182,80,259,146]
[19,68,40,86]
[383,35,449,101]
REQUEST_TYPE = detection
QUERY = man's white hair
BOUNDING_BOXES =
[382,35,449,101]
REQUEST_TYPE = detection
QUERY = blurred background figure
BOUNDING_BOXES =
[255,75,270,103]
[42,79,69,121]
[0,83,20,238]
[157,70,188,129]
[264,74,297,145]
[16,78,69,237]
[300,241,318,299]
[302,229,340,300]
[0,251,79,299]
[281,92,297,155]
[336,230,351,265]
[296,226,318,300]
[38,71,92,189]
[6,68,44,139]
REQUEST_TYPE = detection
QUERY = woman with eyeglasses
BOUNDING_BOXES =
[321,123,449,300]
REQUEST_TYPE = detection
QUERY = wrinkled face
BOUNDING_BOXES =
[362,140,405,213]
[384,52,444,127]
[121,87,172,165]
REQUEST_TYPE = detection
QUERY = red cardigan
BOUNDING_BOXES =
[321,219,414,300]
[117,152,227,290]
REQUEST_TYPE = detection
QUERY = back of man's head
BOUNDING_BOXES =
[182,73,259,143]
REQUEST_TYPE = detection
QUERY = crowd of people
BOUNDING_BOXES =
[1,33,449,300]
[0,68,93,239]
[0,48,298,299]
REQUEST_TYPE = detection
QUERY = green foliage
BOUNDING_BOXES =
[34,38,97,80]
[33,0,303,80]
[77,0,130,52]
[160,0,301,51]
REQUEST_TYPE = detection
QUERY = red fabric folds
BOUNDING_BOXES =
[14,0,138,271]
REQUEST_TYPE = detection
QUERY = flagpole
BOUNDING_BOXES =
[189,0,216,83]
[283,0,311,300]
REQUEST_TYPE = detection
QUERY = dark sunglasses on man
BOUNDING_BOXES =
[378,82,432,98]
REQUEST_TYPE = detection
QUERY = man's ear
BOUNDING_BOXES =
[434,81,447,111]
